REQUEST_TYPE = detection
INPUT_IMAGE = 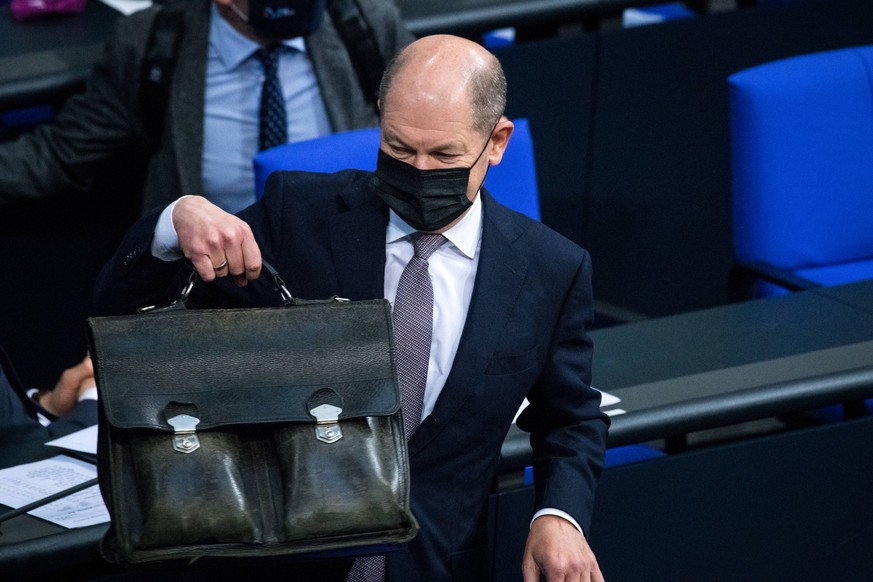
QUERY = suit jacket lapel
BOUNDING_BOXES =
[329,184,388,300]
[171,1,210,195]
[409,191,530,456]
[306,14,380,132]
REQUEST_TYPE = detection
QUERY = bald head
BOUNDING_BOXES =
[379,35,507,137]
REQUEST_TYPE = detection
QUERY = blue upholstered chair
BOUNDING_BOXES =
[253,118,541,221]
[522,445,665,482]
[728,45,873,299]
[622,3,695,28]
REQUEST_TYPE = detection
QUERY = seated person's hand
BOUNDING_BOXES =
[37,354,95,417]
[173,195,262,286]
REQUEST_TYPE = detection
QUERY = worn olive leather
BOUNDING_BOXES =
[87,300,418,564]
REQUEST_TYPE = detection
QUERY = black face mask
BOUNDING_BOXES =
[369,137,491,232]
[233,0,325,39]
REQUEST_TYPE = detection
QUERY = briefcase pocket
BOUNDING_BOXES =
[129,429,262,548]
[274,416,411,540]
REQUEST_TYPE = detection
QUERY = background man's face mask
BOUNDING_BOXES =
[231,0,326,39]
[370,136,492,232]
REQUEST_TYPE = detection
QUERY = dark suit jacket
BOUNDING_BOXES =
[0,346,98,446]
[93,170,609,581]
[0,0,413,212]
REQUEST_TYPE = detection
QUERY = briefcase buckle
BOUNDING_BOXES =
[167,414,201,453]
[310,404,343,444]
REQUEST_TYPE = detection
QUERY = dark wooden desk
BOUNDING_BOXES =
[812,278,873,315]
[501,282,873,469]
[0,441,107,578]
[593,285,873,446]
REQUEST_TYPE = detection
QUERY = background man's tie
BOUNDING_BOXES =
[346,232,446,582]
[256,46,287,151]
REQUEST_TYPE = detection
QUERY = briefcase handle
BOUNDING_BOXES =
[138,260,347,313]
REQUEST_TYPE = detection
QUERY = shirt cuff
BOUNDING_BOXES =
[151,197,189,261]
[26,388,52,427]
[531,508,584,537]
[78,386,98,402]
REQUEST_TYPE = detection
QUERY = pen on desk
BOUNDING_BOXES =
[0,477,100,531]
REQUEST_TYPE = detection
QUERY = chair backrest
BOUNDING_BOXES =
[253,118,541,221]
[728,45,873,280]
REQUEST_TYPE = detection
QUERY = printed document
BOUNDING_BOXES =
[0,455,108,528]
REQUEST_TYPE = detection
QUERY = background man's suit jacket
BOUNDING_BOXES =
[93,170,609,581]
[0,346,97,445]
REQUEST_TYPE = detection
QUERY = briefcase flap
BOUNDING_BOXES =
[88,300,400,431]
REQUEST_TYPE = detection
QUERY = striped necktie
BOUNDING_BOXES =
[256,45,287,151]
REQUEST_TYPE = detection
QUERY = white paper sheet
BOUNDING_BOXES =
[598,389,621,408]
[98,0,152,16]
[0,455,108,528]
[513,388,622,424]
[45,424,98,455]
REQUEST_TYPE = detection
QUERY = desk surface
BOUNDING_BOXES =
[397,0,605,38]
[0,441,106,575]
[592,286,873,388]
[812,278,873,315]
[501,280,873,463]
[593,281,873,445]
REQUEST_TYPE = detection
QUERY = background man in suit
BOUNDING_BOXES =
[0,0,413,213]
[94,34,609,581]
[1,347,96,444]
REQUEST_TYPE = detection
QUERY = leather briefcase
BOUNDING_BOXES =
[87,264,418,564]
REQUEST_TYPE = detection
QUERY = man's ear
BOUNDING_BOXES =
[487,116,514,166]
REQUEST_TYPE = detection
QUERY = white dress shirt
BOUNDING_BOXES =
[201,4,331,213]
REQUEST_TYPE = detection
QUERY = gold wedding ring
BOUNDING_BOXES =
[213,259,229,271]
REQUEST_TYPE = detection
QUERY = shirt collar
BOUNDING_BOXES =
[210,3,307,72]
[386,192,483,260]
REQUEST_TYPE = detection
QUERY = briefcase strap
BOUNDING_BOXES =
[138,260,348,313]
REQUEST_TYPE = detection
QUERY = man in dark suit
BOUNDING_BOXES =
[94,34,609,581]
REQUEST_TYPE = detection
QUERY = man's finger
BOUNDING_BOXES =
[190,254,218,282]
[521,555,540,582]
[240,234,263,283]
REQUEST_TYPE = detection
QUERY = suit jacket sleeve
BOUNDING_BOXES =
[307,0,414,133]
[516,249,609,536]
[91,205,189,316]
[45,399,99,439]
[91,176,289,317]
[0,351,47,444]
